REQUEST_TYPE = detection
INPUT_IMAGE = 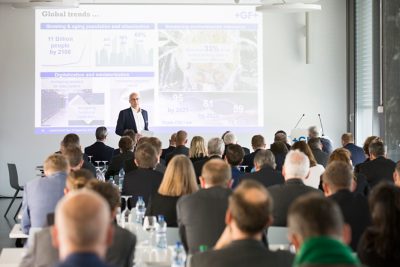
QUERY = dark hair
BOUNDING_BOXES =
[274,132,287,143]
[67,169,95,190]
[251,135,265,149]
[134,143,158,169]
[176,130,188,145]
[118,136,134,153]
[123,129,137,145]
[254,150,276,169]
[323,161,353,190]
[229,180,272,235]
[147,137,162,155]
[225,144,244,166]
[307,137,322,150]
[363,136,381,156]
[361,182,400,259]
[369,140,385,157]
[86,181,121,211]
[291,141,317,167]
[61,133,80,148]
[270,141,289,155]
[328,148,351,165]
[95,127,108,140]
[63,146,83,168]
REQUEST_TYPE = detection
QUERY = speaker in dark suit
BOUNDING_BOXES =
[115,92,149,136]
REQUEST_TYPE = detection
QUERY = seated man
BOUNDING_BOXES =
[222,131,250,155]
[84,127,115,164]
[322,161,371,251]
[166,130,189,165]
[21,154,69,234]
[62,146,84,172]
[52,190,113,267]
[191,180,294,267]
[105,136,134,180]
[242,135,266,172]
[241,149,284,188]
[161,133,176,161]
[193,137,225,182]
[268,150,322,226]
[288,194,360,266]
[147,137,167,174]
[342,133,366,166]
[177,159,232,254]
[224,144,245,189]
[308,126,333,154]
[122,143,163,205]
[307,137,329,167]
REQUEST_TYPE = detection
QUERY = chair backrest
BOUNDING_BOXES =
[267,226,289,245]
[7,163,21,190]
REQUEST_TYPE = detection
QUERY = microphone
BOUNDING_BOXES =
[318,113,325,136]
[293,114,305,129]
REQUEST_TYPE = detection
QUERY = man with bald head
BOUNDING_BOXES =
[52,190,114,267]
[191,180,294,267]
[177,159,232,254]
[115,92,149,136]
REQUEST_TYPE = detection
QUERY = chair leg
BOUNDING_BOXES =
[14,202,22,220]
[4,190,19,217]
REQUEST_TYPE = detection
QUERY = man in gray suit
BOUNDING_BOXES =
[190,180,294,267]
[268,150,322,226]
[177,159,232,254]
[19,180,136,267]
[21,154,69,234]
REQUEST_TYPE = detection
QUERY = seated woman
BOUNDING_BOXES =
[105,136,134,180]
[189,136,208,163]
[357,182,400,266]
[145,155,198,227]
[291,141,325,189]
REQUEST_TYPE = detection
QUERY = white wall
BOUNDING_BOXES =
[0,0,346,196]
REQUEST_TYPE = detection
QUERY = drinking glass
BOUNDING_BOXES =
[88,155,93,163]
[143,216,157,246]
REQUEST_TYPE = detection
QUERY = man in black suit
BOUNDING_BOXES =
[85,127,114,164]
[358,140,396,188]
[308,126,333,154]
[193,137,225,182]
[322,161,371,251]
[341,133,366,166]
[224,144,245,189]
[241,150,284,188]
[122,143,163,205]
[52,190,114,267]
[191,180,294,267]
[308,137,329,167]
[165,130,189,165]
[161,133,176,161]
[177,159,232,254]
[105,136,134,180]
[222,131,250,155]
[115,92,149,136]
[268,150,322,226]
[242,135,266,172]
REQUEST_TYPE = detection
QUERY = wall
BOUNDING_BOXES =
[0,0,347,196]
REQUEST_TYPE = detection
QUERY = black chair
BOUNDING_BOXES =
[4,163,24,219]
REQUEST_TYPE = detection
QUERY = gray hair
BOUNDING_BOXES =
[283,150,310,179]
[254,150,276,169]
[223,132,237,145]
[308,126,321,138]
[95,127,108,140]
[208,138,224,156]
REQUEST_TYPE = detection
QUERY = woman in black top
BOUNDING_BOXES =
[189,136,208,163]
[146,155,198,226]
[357,182,400,267]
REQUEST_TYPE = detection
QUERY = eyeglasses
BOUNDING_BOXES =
[130,98,140,101]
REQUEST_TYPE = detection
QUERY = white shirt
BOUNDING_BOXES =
[303,164,325,189]
[131,107,145,132]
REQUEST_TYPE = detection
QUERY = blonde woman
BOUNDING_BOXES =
[145,155,198,226]
[189,136,208,163]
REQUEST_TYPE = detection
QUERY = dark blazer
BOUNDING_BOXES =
[145,192,180,227]
[193,155,221,183]
[354,173,370,196]
[190,239,294,267]
[242,149,262,172]
[344,143,366,166]
[84,141,114,163]
[320,137,333,154]
[231,166,245,189]
[240,166,284,188]
[358,156,396,188]
[105,151,134,180]
[177,186,232,254]
[122,168,163,205]
[268,179,322,226]
[166,145,189,165]
[311,148,329,167]
[115,108,148,136]
[56,253,112,267]
[329,189,371,251]
[161,146,175,161]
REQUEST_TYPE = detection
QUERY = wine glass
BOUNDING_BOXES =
[88,155,93,163]
[143,216,157,246]
[120,196,131,227]
[96,167,105,182]
[95,161,101,167]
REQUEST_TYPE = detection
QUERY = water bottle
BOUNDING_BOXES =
[155,215,167,249]
[109,176,115,185]
[171,242,186,267]
[135,196,146,224]
[118,168,125,191]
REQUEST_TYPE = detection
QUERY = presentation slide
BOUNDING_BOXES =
[35,5,263,134]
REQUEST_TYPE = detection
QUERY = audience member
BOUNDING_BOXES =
[122,143,163,205]
[393,161,400,187]
[274,130,291,150]
[52,190,113,267]
[146,155,198,226]
[241,150,284,188]
[189,136,208,163]
[268,150,322,226]
[291,141,325,189]
[191,180,294,267]
[308,126,333,154]
[288,194,360,266]
[357,182,400,266]
[224,144,245,189]
[357,140,396,187]
[166,130,189,164]
[242,135,266,172]
[341,133,366,166]
[322,161,371,250]
[62,146,84,171]
[105,136,134,180]
[177,159,232,254]
[21,154,69,234]
[307,137,328,167]
[193,137,224,181]
[354,135,381,172]
[113,129,137,156]
[84,127,114,164]
[269,141,289,171]
[147,137,167,173]
[161,133,176,161]
[222,131,250,155]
